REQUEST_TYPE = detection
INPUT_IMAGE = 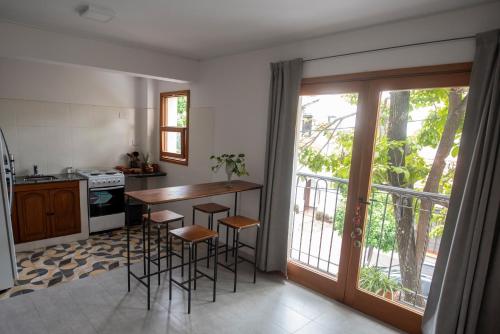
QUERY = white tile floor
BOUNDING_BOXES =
[0,261,404,334]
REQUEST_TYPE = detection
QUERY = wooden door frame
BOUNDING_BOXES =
[288,80,368,301]
[288,63,472,334]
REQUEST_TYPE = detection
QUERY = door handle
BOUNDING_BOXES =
[350,227,362,239]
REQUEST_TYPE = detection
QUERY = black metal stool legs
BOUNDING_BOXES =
[169,233,218,314]
[181,241,185,277]
[142,219,146,275]
[234,229,240,292]
[207,214,212,268]
[169,235,173,300]
[157,226,161,285]
[126,225,131,292]
[194,243,198,291]
[225,225,229,263]
[146,206,151,310]
[188,242,192,314]
[213,237,218,302]
[216,217,260,294]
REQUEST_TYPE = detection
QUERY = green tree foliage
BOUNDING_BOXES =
[177,96,187,127]
[298,88,465,254]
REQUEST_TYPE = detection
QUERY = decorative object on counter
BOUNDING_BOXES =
[127,151,141,168]
[142,152,154,173]
[66,166,74,174]
[116,164,163,175]
[210,153,249,186]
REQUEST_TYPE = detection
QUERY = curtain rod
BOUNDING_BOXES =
[303,35,475,62]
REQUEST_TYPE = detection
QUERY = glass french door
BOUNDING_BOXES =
[287,81,364,300]
[287,64,471,333]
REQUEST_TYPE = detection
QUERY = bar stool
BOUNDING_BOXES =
[192,203,230,267]
[168,225,219,314]
[141,210,184,285]
[217,215,260,292]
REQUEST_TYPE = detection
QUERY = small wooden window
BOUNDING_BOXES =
[160,90,189,165]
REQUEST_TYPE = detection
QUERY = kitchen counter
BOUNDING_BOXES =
[124,172,167,178]
[14,173,87,185]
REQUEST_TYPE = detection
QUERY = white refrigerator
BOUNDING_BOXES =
[0,127,17,291]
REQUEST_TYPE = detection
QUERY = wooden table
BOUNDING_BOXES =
[125,180,262,207]
[124,180,263,309]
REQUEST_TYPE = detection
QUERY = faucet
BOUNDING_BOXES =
[33,165,39,176]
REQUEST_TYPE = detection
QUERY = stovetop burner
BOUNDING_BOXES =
[77,168,125,189]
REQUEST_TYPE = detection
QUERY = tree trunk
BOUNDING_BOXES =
[387,91,421,304]
[414,89,468,275]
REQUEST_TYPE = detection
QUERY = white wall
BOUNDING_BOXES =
[190,2,500,221]
[0,58,185,175]
[0,21,199,82]
[147,81,216,222]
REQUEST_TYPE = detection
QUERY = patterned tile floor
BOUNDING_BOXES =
[0,227,176,299]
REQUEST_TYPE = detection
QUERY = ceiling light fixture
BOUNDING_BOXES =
[78,4,115,23]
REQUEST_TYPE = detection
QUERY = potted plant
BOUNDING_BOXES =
[359,267,405,300]
[210,153,249,186]
[142,153,154,173]
[127,151,141,168]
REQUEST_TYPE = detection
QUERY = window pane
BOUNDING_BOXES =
[357,87,468,312]
[167,96,187,127]
[162,131,182,155]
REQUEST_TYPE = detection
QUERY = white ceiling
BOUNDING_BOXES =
[0,0,493,59]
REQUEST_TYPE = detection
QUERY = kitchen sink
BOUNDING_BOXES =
[23,175,58,182]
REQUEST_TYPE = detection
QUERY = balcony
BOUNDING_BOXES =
[289,172,449,311]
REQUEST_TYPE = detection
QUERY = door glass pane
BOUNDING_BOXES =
[289,93,359,278]
[357,87,468,312]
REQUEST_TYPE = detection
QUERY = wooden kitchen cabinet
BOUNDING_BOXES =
[49,186,81,238]
[12,181,81,243]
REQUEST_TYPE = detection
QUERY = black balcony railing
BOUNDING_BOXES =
[289,172,450,310]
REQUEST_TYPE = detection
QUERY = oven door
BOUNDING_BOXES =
[89,186,125,218]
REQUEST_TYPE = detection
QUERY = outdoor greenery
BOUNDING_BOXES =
[176,95,187,127]
[298,87,468,306]
[359,267,405,298]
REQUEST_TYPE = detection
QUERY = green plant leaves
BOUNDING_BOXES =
[209,153,249,177]
[359,267,404,295]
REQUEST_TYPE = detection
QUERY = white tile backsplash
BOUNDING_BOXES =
[44,102,71,127]
[0,100,18,126]
[70,104,94,128]
[17,126,49,175]
[15,100,46,127]
[1,98,136,175]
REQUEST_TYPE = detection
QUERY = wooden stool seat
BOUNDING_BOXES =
[193,202,230,214]
[143,210,184,224]
[170,225,218,243]
[217,215,260,292]
[218,215,260,230]
[169,225,219,313]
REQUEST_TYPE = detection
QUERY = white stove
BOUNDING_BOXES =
[78,168,125,189]
[78,168,125,233]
